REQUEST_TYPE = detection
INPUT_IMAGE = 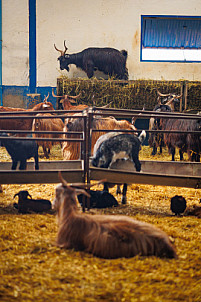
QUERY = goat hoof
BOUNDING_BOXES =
[121,197,127,204]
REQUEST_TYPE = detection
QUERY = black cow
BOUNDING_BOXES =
[54,41,128,80]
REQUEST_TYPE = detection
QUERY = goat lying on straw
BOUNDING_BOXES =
[53,172,177,259]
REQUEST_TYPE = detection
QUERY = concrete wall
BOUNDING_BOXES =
[1,0,201,107]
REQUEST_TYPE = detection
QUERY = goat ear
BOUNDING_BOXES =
[13,193,19,199]
[28,193,32,199]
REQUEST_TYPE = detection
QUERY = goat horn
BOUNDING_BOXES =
[67,93,81,100]
[58,171,68,187]
[75,188,91,198]
[100,101,114,108]
[52,88,63,98]
[44,92,49,103]
[54,44,64,56]
[64,40,68,54]
[157,89,171,97]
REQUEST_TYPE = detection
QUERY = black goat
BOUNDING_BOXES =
[91,131,146,204]
[0,133,39,170]
[161,118,201,162]
[149,90,181,156]
[149,104,172,155]
[14,190,51,213]
[91,131,146,171]
[77,190,118,209]
[170,195,187,216]
[54,41,128,80]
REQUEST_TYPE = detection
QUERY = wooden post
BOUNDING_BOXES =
[181,81,188,112]
[184,81,188,111]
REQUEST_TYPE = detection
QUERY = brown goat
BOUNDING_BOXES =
[0,94,55,136]
[32,113,64,158]
[52,88,88,112]
[53,172,177,259]
[62,116,137,160]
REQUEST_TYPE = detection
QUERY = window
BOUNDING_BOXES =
[141,16,201,62]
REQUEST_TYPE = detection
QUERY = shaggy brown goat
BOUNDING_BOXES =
[53,172,177,259]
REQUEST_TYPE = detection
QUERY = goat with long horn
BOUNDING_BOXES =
[53,172,177,259]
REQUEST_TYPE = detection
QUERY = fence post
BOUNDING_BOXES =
[181,81,188,112]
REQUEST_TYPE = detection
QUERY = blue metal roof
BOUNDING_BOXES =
[142,17,201,49]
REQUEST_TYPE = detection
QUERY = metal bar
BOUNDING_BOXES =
[0,129,83,135]
[90,168,201,189]
[0,114,84,119]
[0,110,83,115]
[91,129,201,134]
[0,170,84,184]
[0,136,84,142]
[92,107,200,117]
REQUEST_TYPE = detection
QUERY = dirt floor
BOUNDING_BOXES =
[0,146,201,302]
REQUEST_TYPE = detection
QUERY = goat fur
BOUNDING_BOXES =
[53,173,177,259]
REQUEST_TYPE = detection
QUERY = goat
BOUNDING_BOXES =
[161,116,201,162]
[149,90,181,156]
[170,195,187,216]
[91,131,146,170]
[14,190,51,213]
[77,190,118,208]
[53,172,177,259]
[185,203,201,218]
[52,89,88,111]
[0,94,55,137]
[63,116,137,160]
[92,131,131,204]
[0,133,39,170]
[91,131,146,204]
[54,41,128,80]
[32,113,64,158]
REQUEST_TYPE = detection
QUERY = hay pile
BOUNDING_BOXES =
[57,77,201,111]
[0,146,201,302]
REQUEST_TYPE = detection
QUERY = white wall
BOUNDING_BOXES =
[2,0,201,90]
[2,0,29,86]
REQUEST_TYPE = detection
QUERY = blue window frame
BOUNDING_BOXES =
[141,16,201,62]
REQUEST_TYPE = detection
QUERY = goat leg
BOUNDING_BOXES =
[19,160,27,170]
[11,161,18,170]
[121,183,127,204]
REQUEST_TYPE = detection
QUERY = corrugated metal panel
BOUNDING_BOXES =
[142,18,201,49]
